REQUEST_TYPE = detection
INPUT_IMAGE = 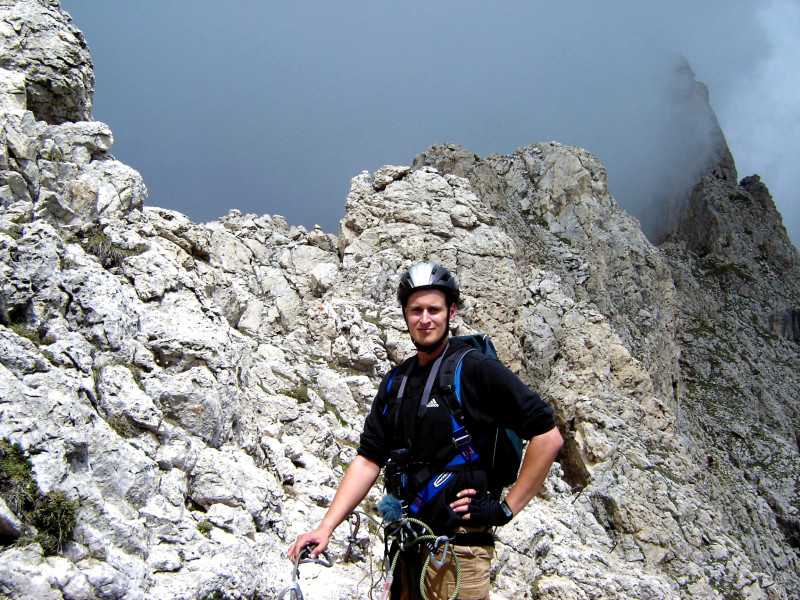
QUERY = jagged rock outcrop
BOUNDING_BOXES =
[0,0,93,124]
[0,0,141,229]
[0,66,143,227]
[1,2,798,599]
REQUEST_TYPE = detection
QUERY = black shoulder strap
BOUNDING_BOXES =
[437,346,473,424]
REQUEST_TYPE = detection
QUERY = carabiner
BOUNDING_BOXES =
[301,550,333,568]
[430,536,451,568]
[279,545,333,600]
[277,581,304,600]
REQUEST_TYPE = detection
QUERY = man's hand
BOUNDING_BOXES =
[287,528,330,562]
[450,489,513,527]
[286,455,381,563]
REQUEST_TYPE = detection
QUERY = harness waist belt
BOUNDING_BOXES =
[450,531,494,547]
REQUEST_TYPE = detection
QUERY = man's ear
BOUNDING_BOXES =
[448,302,457,322]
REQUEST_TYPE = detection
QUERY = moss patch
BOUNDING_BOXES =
[106,415,139,439]
[285,385,310,403]
[197,519,213,536]
[9,323,54,347]
[198,591,234,600]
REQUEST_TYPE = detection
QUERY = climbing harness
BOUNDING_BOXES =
[277,546,333,600]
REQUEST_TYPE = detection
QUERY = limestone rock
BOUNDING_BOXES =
[0,496,23,537]
[0,4,144,230]
[0,3,798,600]
[0,67,25,113]
[0,0,93,124]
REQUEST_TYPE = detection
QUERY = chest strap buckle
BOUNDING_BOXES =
[453,431,472,449]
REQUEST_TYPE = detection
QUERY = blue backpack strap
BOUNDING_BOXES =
[381,357,414,416]
[408,448,481,515]
[382,367,399,416]
[438,347,476,457]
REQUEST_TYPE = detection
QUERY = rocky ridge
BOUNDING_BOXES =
[1,2,798,599]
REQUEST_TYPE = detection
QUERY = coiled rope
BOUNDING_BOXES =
[382,517,461,600]
[282,512,461,600]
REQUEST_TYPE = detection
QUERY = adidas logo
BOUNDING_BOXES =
[426,398,440,408]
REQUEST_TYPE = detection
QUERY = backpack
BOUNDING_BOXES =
[384,334,525,514]
[446,334,524,492]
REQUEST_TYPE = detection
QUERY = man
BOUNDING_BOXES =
[289,262,563,599]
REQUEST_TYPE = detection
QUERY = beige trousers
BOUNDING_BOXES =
[395,543,495,600]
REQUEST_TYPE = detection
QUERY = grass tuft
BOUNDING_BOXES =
[0,439,39,513]
[0,439,79,555]
[77,223,144,268]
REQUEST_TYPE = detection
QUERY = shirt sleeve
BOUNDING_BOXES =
[460,354,556,440]
[356,370,394,467]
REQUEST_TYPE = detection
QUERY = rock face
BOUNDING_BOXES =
[0,0,93,124]
[1,3,798,599]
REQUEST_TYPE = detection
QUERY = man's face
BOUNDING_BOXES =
[404,289,456,348]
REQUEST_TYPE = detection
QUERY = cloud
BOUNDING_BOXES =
[606,56,738,243]
[717,0,800,246]
[61,1,797,249]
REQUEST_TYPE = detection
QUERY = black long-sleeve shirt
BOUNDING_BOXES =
[358,337,556,470]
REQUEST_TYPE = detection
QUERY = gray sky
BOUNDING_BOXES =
[61,1,799,247]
